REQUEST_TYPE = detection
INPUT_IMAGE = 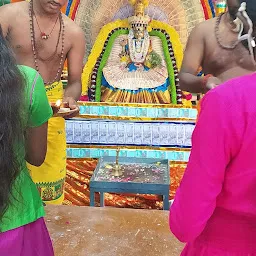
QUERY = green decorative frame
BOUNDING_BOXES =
[94,29,178,104]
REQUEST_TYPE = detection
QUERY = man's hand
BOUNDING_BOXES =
[62,97,80,118]
[50,102,60,116]
[206,76,222,90]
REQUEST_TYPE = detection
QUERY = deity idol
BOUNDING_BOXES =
[101,1,171,103]
[82,0,189,105]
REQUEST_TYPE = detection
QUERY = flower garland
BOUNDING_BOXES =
[150,30,177,104]
[144,21,186,105]
[82,19,183,96]
[95,29,129,101]
[89,28,125,101]
[82,20,129,95]
[90,28,179,104]
[89,29,178,104]
[149,20,183,69]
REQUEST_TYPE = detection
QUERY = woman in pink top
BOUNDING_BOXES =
[170,1,256,255]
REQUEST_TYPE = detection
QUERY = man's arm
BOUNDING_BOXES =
[62,25,85,118]
[179,23,206,93]
[64,25,85,102]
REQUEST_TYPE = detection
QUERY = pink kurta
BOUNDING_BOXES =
[170,73,256,255]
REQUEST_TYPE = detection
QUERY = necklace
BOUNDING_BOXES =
[215,13,239,50]
[34,14,62,62]
[29,0,65,85]
[34,13,59,40]
[135,39,143,53]
[128,30,149,63]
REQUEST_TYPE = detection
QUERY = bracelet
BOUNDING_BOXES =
[202,74,213,87]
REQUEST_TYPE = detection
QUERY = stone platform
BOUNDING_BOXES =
[45,205,183,256]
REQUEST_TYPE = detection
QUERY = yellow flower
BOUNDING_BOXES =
[144,60,152,69]
[120,56,129,63]
[181,91,193,107]
[182,99,192,108]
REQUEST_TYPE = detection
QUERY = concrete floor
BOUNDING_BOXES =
[46,205,183,256]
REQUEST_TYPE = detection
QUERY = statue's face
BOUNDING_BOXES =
[134,26,145,39]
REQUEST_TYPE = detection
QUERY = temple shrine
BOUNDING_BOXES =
[63,0,226,210]
[0,0,227,209]
[0,0,227,254]
[0,0,227,256]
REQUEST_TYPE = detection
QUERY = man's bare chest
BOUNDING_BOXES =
[8,22,71,60]
[203,42,254,75]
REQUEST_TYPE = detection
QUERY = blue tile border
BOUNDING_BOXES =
[67,147,191,162]
[79,105,197,120]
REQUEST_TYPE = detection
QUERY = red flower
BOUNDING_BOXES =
[182,93,192,101]
[79,95,89,101]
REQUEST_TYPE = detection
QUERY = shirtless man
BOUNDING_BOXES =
[0,0,85,204]
[179,0,256,93]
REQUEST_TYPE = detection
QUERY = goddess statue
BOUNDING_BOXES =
[82,0,190,105]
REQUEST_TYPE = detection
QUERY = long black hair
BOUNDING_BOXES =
[0,26,24,220]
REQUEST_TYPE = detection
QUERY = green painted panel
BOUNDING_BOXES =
[0,0,10,6]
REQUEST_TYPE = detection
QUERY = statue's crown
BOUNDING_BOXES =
[128,0,150,27]
[128,15,150,28]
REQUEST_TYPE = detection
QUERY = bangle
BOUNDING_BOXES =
[202,74,213,87]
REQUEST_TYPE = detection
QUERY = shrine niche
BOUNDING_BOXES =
[78,0,208,105]
[82,1,186,104]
